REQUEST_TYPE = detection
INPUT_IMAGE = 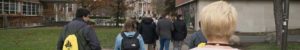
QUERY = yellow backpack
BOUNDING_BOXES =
[197,42,206,48]
[63,34,78,50]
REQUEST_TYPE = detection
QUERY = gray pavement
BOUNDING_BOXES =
[239,35,300,43]
[104,35,300,50]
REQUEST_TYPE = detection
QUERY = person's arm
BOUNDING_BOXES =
[137,34,146,50]
[57,26,67,50]
[153,24,159,40]
[114,34,122,50]
[156,22,160,36]
[170,21,175,32]
[184,33,196,49]
[83,27,101,50]
[183,22,188,38]
[138,24,142,34]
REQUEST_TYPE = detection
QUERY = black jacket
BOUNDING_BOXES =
[57,18,101,50]
[138,17,158,44]
[172,20,187,41]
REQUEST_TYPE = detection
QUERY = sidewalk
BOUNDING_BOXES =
[103,40,190,50]
[150,40,189,50]
[104,34,300,50]
[239,35,300,42]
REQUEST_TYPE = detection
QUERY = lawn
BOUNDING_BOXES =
[0,27,121,50]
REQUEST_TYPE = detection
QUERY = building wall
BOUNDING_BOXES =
[53,3,76,22]
[125,0,153,18]
[0,17,2,28]
[196,1,300,32]
[0,0,43,28]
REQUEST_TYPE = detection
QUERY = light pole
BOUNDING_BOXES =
[116,0,121,27]
[274,0,289,50]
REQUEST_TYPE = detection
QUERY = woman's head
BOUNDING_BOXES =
[199,1,237,42]
[122,18,137,32]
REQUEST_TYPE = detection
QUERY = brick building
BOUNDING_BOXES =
[0,0,78,28]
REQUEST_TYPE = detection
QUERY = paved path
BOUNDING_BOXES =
[239,35,300,42]
[104,35,300,50]
[152,40,189,50]
[103,40,190,50]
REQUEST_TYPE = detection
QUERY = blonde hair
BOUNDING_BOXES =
[199,1,237,41]
[122,18,137,32]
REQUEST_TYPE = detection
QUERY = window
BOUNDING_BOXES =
[23,2,39,16]
[9,3,16,14]
[0,1,3,14]
[1,0,17,14]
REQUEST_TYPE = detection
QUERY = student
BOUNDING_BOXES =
[138,17,158,50]
[172,15,187,50]
[184,22,207,49]
[114,18,145,50]
[57,8,101,50]
[191,1,238,50]
[157,14,174,50]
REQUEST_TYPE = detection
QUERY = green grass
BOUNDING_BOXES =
[244,43,300,50]
[0,27,121,50]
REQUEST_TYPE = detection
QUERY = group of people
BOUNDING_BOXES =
[114,12,188,50]
[57,1,239,50]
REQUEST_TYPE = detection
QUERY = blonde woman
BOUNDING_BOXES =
[191,1,238,50]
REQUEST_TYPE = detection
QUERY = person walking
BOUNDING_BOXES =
[57,8,101,50]
[172,15,187,50]
[138,17,158,50]
[114,18,145,50]
[157,14,174,50]
[184,22,207,49]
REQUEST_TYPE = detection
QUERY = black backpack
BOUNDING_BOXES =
[121,32,140,50]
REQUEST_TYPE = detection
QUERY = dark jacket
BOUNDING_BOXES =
[157,18,174,39]
[57,18,101,50]
[138,17,158,44]
[172,20,187,41]
[184,31,207,49]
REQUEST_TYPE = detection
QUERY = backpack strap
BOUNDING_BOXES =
[133,32,139,38]
[121,32,127,39]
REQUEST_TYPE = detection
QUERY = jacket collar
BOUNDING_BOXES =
[73,18,85,22]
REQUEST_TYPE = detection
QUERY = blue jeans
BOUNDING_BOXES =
[159,38,170,50]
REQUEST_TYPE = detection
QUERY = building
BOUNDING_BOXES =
[176,0,300,32]
[0,0,78,28]
[176,0,197,30]
[0,0,43,28]
[125,0,153,18]
[40,0,77,22]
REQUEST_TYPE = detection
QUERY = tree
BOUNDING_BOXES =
[76,0,128,27]
[110,0,128,27]
[152,0,176,16]
[75,0,111,11]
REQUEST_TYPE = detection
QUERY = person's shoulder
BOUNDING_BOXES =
[115,33,123,39]
[191,32,199,36]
